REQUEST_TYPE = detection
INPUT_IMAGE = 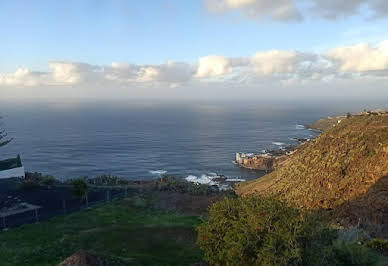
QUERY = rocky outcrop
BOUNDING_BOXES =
[236,153,289,171]
[58,250,103,266]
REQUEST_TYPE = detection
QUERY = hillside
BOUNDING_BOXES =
[307,115,346,131]
[236,114,388,236]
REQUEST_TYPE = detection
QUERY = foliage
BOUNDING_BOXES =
[40,175,55,187]
[367,239,388,255]
[86,174,129,186]
[155,176,220,196]
[329,240,379,266]
[19,180,40,190]
[19,172,56,190]
[197,196,385,266]
[197,196,311,265]
[71,179,89,199]
[236,114,388,234]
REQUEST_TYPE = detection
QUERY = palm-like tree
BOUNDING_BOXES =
[72,179,89,207]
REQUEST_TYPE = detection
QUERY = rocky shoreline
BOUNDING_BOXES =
[235,138,310,172]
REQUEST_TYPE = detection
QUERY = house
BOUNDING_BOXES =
[0,155,25,179]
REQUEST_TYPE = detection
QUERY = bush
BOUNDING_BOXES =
[330,240,378,266]
[154,176,219,196]
[71,179,89,200]
[197,196,318,265]
[367,239,388,255]
[86,174,128,186]
[41,175,55,187]
[197,196,380,266]
[23,172,57,189]
[19,180,40,190]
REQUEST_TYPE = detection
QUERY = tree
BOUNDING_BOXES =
[0,116,12,148]
[41,175,55,189]
[72,179,89,207]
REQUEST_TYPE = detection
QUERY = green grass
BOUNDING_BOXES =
[0,195,203,266]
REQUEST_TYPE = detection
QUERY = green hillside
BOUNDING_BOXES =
[236,114,388,236]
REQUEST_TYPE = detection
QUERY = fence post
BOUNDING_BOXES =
[63,199,66,214]
[34,209,39,223]
[125,186,128,198]
[2,216,6,230]
[106,190,110,201]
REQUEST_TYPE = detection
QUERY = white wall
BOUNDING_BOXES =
[0,167,25,179]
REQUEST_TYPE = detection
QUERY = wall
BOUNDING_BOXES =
[0,167,25,179]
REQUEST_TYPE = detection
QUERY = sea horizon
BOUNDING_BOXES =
[2,100,386,181]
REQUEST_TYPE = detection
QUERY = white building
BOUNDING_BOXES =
[0,155,25,179]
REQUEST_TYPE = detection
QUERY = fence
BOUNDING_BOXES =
[1,186,135,230]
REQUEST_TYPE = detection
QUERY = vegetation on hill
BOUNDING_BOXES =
[307,115,346,132]
[236,114,388,236]
[197,196,387,266]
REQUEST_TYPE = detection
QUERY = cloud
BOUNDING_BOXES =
[310,0,388,19]
[48,62,100,84]
[326,40,388,74]
[0,68,49,87]
[196,56,233,78]
[105,61,194,84]
[195,55,249,78]
[205,0,388,22]
[205,0,303,21]
[1,40,388,97]
[250,50,317,76]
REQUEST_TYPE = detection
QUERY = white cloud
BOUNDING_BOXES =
[205,0,302,21]
[250,50,317,75]
[0,68,48,87]
[106,61,194,83]
[205,0,388,22]
[48,62,100,84]
[195,56,249,78]
[326,40,388,74]
[196,56,233,78]
[1,40,388,100]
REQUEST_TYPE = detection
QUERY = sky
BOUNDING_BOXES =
[1,0,388,103]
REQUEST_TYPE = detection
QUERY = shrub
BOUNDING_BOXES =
[41,175,55,188]
[330,240,378,266]
[19,180,40,190]
[154,176,219,196]
[71,178,89,202]
[197,196,382,266]
[367,239,388,255]
[197,196,320,266]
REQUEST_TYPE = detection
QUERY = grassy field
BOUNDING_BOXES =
[0,193,204,266]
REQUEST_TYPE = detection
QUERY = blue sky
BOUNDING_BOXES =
[1,0,388,102]
[1,0,387,71]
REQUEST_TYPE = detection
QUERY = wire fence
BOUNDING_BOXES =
[1,186,133,231]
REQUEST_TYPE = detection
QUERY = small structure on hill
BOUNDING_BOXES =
[0,155,25,179]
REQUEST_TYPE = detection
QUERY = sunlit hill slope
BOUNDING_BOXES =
[236,113,388,236]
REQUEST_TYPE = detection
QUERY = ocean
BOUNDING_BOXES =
[0,101,372,181]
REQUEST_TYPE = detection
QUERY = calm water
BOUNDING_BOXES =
[0,101,361,181]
